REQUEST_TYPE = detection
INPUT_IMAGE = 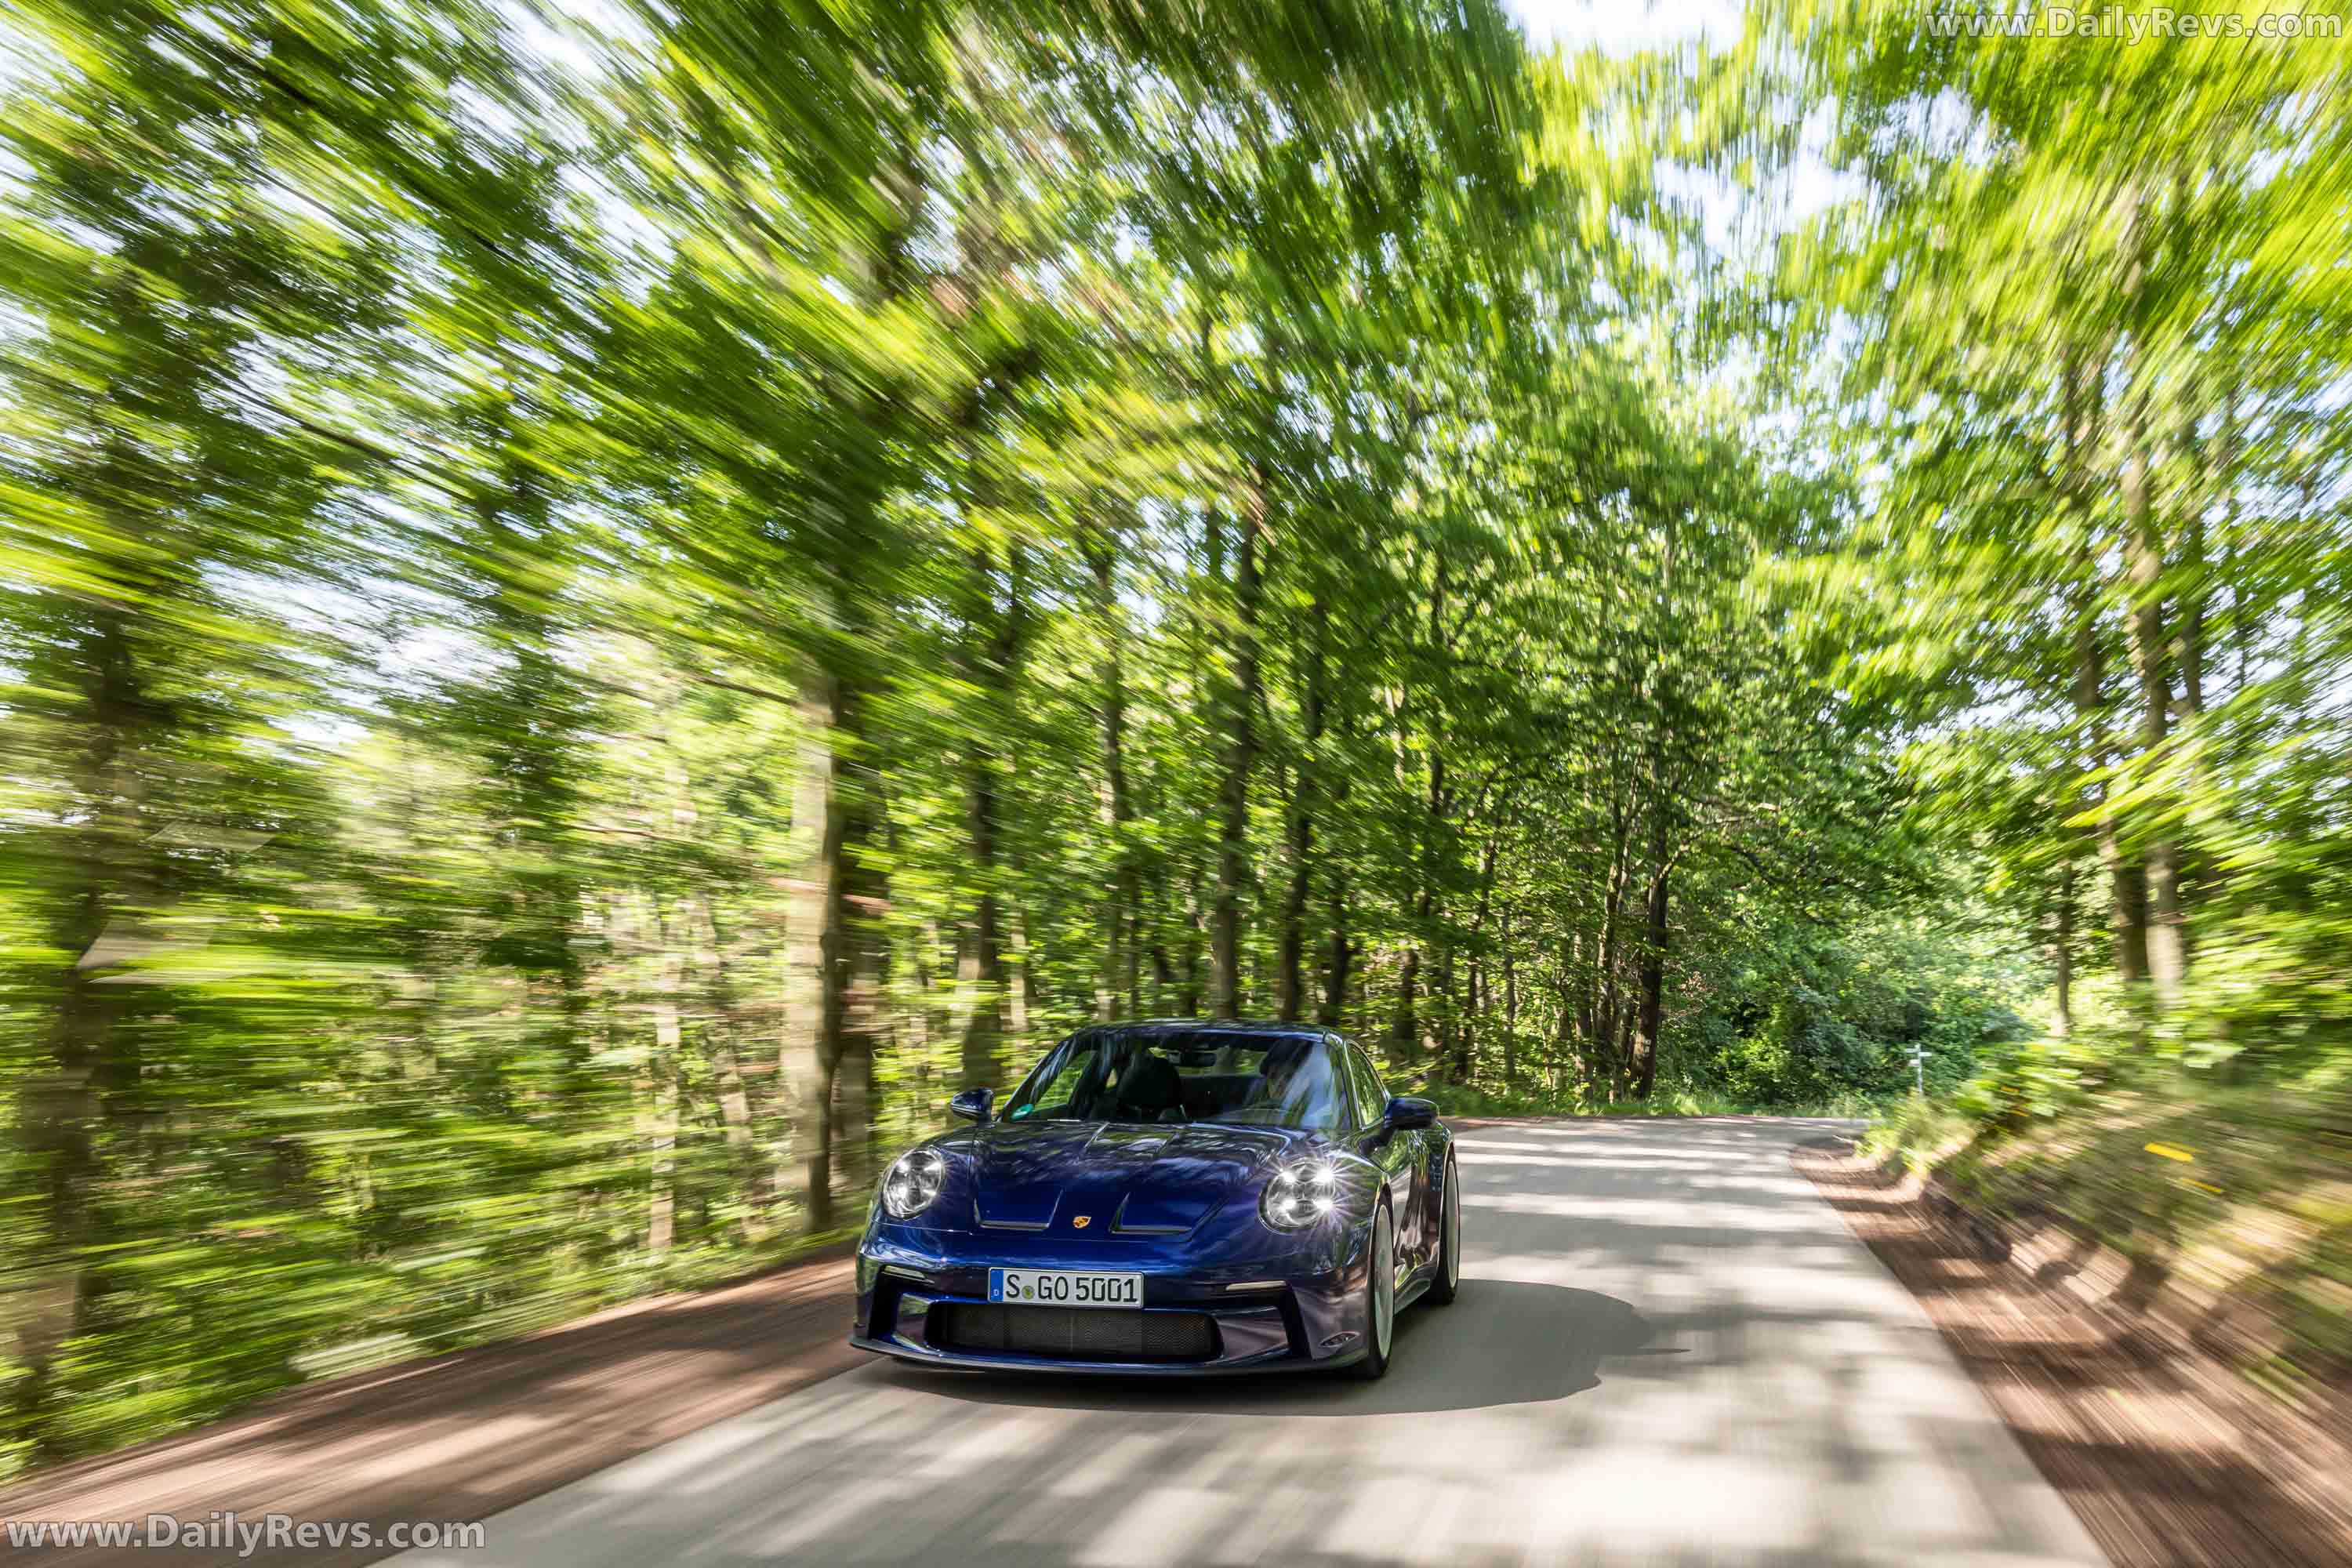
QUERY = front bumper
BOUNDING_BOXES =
[851,1222,1372,1374]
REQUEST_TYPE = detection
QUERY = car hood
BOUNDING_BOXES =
[963,1119,1313,1234]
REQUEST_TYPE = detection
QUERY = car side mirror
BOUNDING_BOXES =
[1385,1095,1437,1131]
[949,1087,995,1126]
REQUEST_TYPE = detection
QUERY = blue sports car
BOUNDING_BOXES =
[850,1020,1460,1378]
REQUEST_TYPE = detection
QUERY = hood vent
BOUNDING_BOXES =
[1087,1125,1174,1154]
[1110,1192,1191,1236]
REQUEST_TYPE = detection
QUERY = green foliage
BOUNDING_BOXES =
[1857,1096,1973,1174]
[2,0,2346,1479]
[1747,0,2352,1396]
[1880,1058,2352,1398]
[1675,908,2036,1108]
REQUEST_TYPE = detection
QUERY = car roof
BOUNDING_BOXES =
[1087,1018,1330,1038]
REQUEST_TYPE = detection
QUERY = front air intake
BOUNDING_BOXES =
[927,1304,1218,1362]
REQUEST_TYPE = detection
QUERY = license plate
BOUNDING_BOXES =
[988,1268,1143,1308]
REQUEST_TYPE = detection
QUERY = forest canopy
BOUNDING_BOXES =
[2,0,2345,1472]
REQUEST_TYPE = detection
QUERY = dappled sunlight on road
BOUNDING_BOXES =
[390,1119,2101,1568]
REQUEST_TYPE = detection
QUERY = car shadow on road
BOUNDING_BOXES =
[870,1279,1660,1417]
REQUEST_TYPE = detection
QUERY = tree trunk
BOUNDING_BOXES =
[2173,176,2212,725]
[1390,944,1421,1059]
[16,604,151,1460]
[1179,864,1203,1015]
[1319,863,1350,1027]
[1148,875,1174,1015]
[1433,938,1458,1071]
[1087,526,1138,1021]
[2119,194,2187,1006]
[1631,862,1668,1102]
[1614,1001,1635,1098]
[837,784,884,1196]
[1454,831,1501,1083]
[788,154,913,1218]
[1572,932,1595,1048]
[647,931,683,1258]
[784,650,884,1236]
[1629,782,1671,1101]
[958,541,1025,1082]
[1391,552,1447,1060]
[692,900,764,1225]
[1458,958,1479,1083]
[1276,597,1326,1020]
[1211,475,1265,1019]
[960,742,1006,1081]
[786,672,843,1233]
[2052,865,2075,1039]
[2122,510,2184,1004]
[2064,347,2149,986]
[1555,935,1582,1095]
[1595,791,1632,1061]
[2179,515,2207,720]
[1501,906,1519,1094]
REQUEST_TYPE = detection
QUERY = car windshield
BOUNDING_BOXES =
[1000,1029,1351,1131]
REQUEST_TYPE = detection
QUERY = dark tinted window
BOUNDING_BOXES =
[1344,1044,1387,1129]
[1000,1029,1350,1131]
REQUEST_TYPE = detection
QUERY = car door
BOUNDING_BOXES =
[1340,1037,1425,1263]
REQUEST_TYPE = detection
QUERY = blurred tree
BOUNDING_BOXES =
[9,0,2341,1481]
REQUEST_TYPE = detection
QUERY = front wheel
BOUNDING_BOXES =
[1427,1150,1461,1306]
[1348,1202,1396,1380]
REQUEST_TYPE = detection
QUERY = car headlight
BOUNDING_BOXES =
[880,1148,948,1220]
[1261,1159,1342,1230]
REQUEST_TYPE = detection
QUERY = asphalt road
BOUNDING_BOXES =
[391,1117,2107,1568]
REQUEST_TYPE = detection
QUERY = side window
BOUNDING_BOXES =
[1029,1059,1084,1117]
[1005,1039,1083,1120]
[1323,1035,1361,1125]
[1343,1042,1387,1130]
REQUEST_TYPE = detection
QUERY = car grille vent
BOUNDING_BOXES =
[927,1304,1218,1363]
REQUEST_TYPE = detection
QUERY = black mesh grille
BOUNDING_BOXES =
[927,1304,1218,1362]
